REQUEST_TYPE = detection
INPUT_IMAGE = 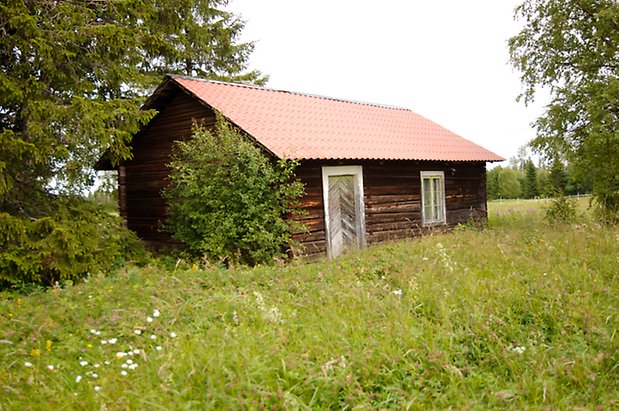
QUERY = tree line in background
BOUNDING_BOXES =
[487,154,591,200]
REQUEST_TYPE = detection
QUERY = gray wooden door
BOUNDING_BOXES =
[327,175,361,257]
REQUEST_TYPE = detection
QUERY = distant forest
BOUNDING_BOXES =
[487,156,591,200]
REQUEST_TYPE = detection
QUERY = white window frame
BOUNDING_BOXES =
[322,166,366,258]
[420,170,446,226]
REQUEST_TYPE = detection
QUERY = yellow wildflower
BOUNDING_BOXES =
[31,348,41,357]
[17,298,22,309]
[46,340,52,352]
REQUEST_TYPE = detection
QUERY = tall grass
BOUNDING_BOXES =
[0,200,617,409]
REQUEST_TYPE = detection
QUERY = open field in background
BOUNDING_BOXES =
[1,198,617,409]
[488,195,593,216]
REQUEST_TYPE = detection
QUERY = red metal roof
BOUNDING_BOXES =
[170,75,504,162]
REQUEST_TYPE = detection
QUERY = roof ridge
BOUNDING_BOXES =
[168,74,410,111]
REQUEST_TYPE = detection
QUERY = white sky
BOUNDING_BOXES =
[229,0,548,164]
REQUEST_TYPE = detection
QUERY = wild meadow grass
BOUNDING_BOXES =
[488,195,592,216]
[1,199,617,409]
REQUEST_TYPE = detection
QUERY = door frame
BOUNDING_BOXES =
[321,165,366,258]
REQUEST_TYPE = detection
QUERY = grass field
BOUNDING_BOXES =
[1,198,617,409]
[488,195,592,215]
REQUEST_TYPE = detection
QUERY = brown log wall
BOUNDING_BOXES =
[120,92,215,244]
[292,160,488,257]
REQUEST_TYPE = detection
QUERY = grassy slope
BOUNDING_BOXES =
[0,200,617,410]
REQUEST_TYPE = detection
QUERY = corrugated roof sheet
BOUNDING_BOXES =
[170,75,504,162]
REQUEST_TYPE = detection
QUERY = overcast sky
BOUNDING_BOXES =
[229,0,548,164]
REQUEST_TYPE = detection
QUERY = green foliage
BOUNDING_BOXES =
[1,0,264,209]
[488,160,592,200]
[487,166,523,199]
[509,0,619,222]
[163,118,305,265]
[547,157,567,194]
[565,163,593,195]
[0,198,148,289]
[536,166,550,196]
[523,159,539,198]
[544,193,578,224]
[486,166,500,200]
[498,167,523,198]
[0,0,264,284]
[0,203,617,408]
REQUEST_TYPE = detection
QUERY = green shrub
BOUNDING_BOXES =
[162,117,305,265]
[0,197,148,288]
[544,193,577,224]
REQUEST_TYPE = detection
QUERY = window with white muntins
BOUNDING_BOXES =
[421,171,446,226]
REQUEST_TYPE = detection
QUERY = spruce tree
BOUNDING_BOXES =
[0,0,263,285]
[1,0,263,214]
[548,158,567,195]
[523,160,539,199]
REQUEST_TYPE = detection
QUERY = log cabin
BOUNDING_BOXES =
[97,75,504,258]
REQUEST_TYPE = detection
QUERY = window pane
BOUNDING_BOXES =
[435,178,442,221]
[421,173,445,224]
[424,204,432,220]
[423,178,431,198]
[423,178,430,220]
